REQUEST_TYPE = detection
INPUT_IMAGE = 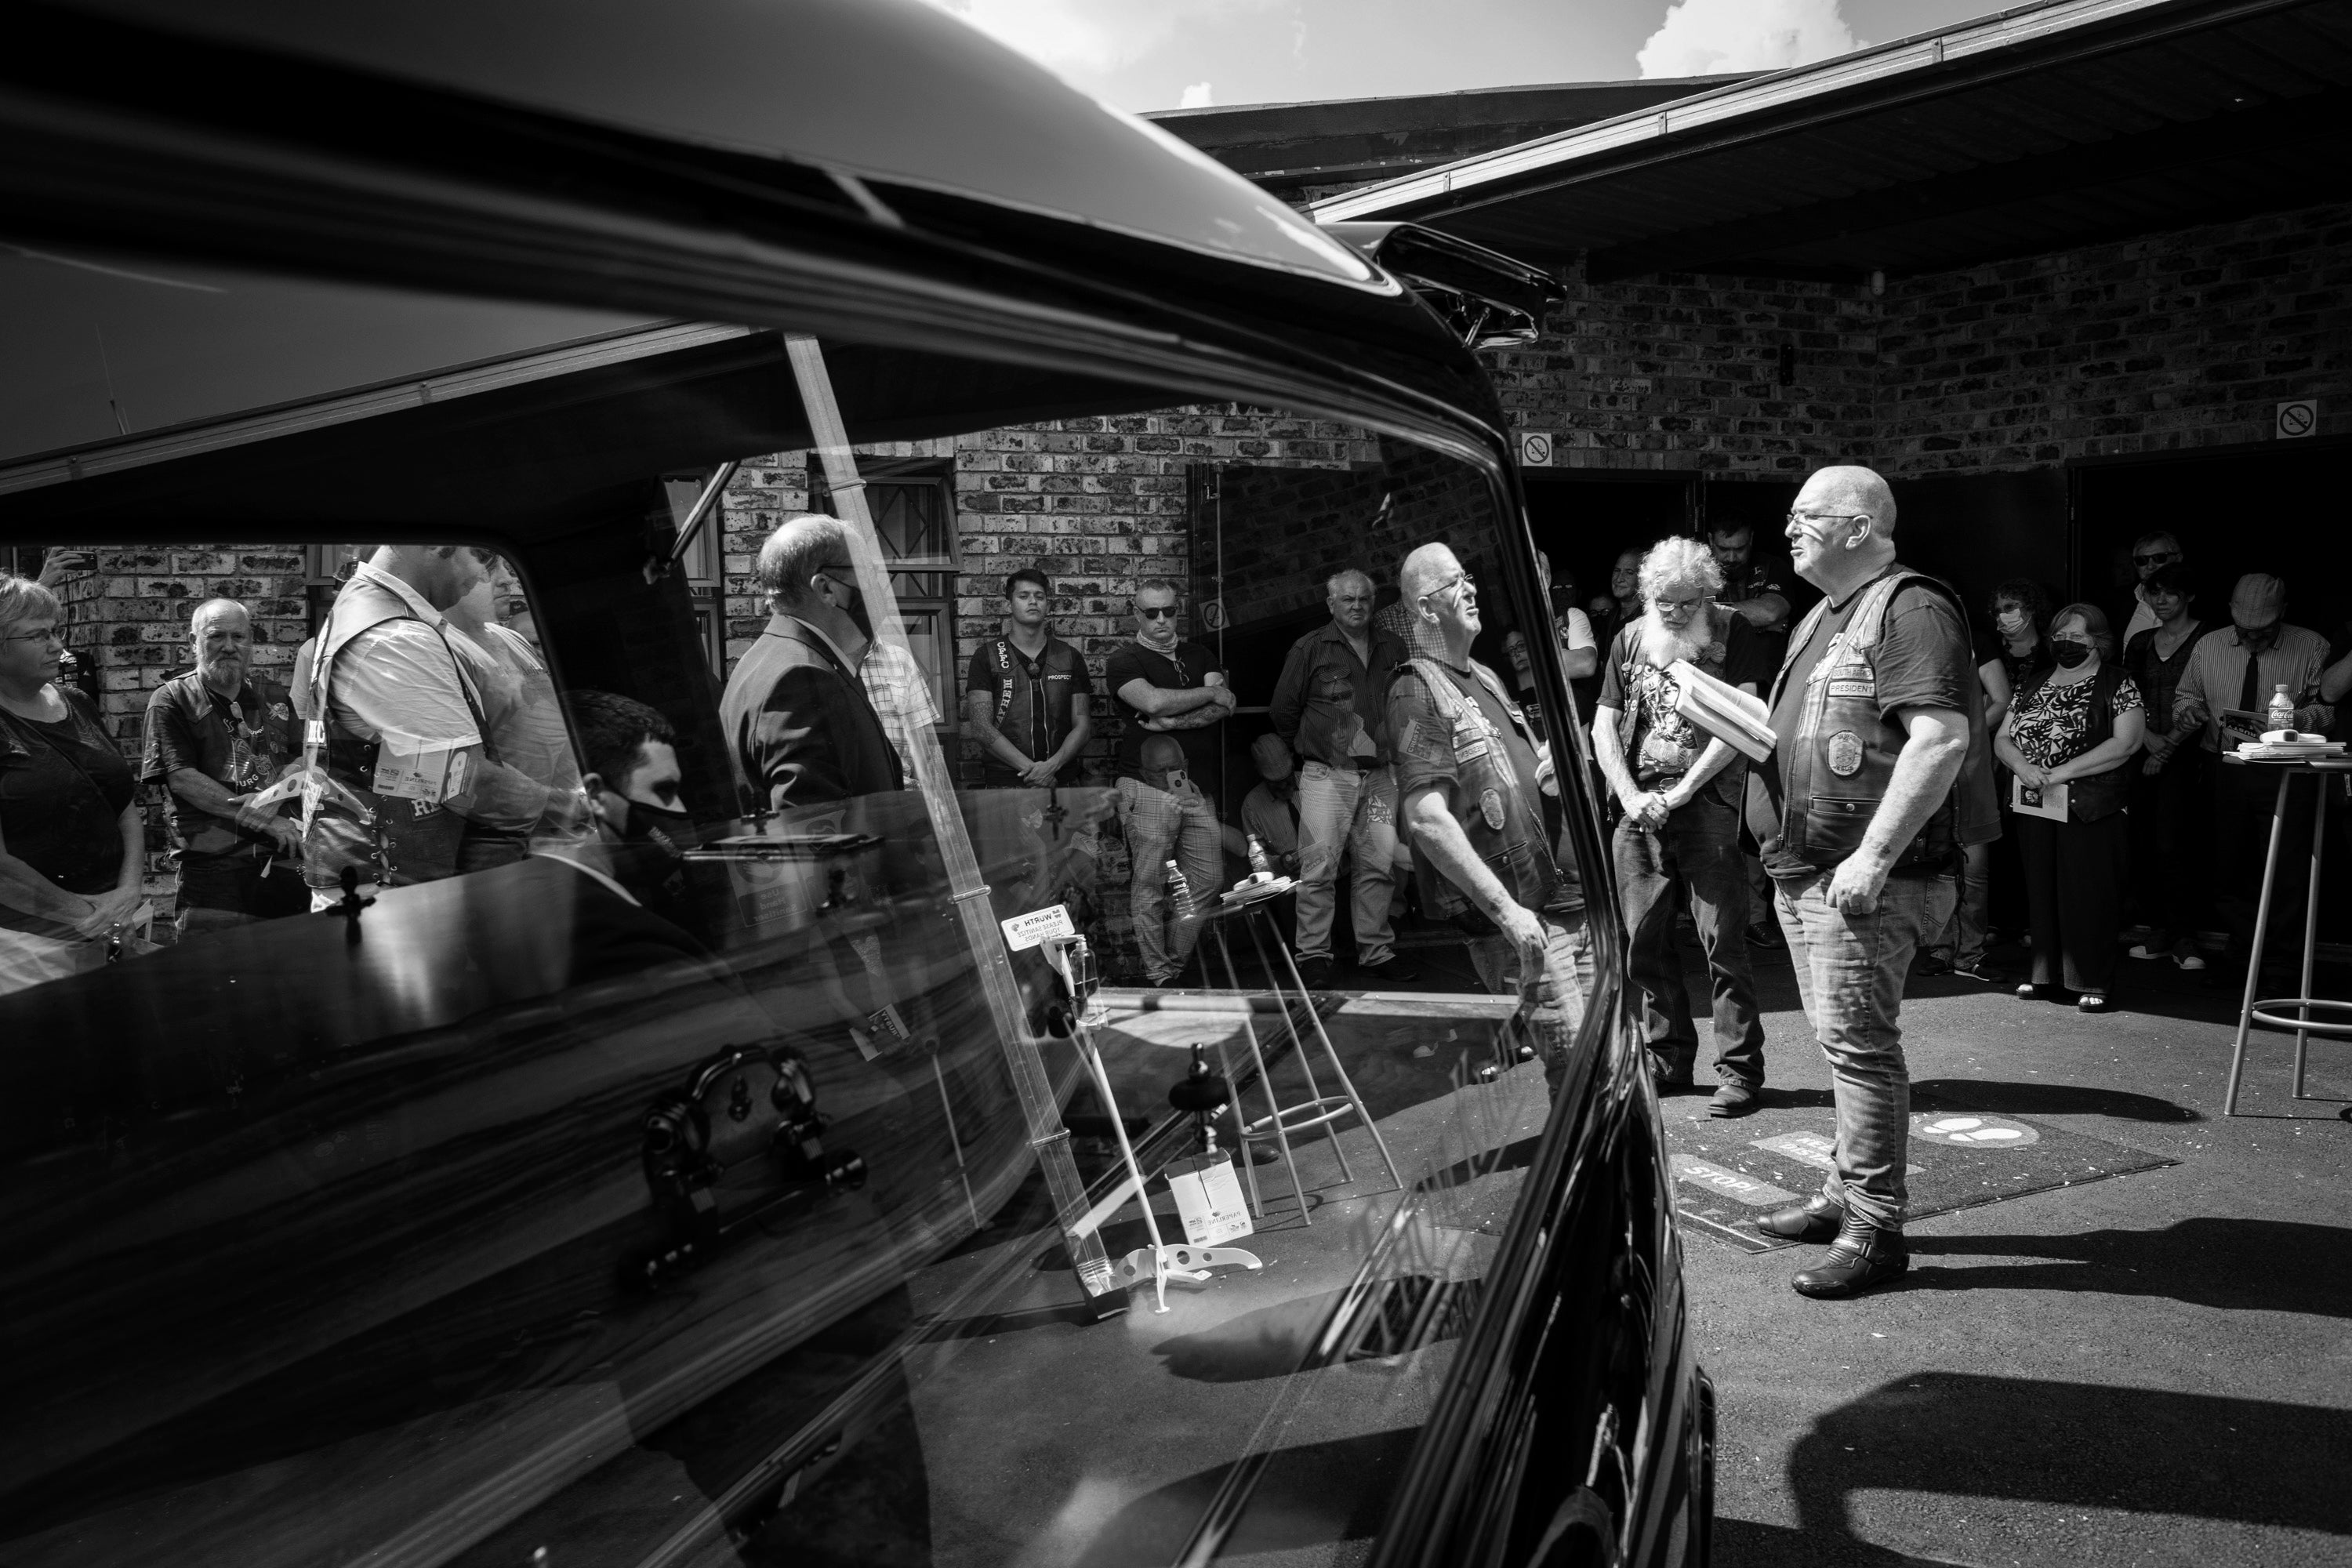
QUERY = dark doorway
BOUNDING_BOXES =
[2074,439,2352,652]
[1522,470,1697,614]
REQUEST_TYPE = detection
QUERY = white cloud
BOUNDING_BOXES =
[930,1,1274,80]
[1178,81,1215,108]
[1635,0,1860,78]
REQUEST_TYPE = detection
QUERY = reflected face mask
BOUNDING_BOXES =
[2049,639,2092,668]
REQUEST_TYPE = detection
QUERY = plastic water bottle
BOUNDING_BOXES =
[2267,684,2296,735]
[1246,833,1272,877]
[1165,859,1197,921]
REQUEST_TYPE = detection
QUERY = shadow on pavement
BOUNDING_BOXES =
[1904,1218,2352,1316]
[1731,1372,2352,1565]
[1909,1078,2202,1122]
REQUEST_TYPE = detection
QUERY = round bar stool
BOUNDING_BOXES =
[2222,755,2352,1115]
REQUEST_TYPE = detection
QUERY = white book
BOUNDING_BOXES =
[2011,775,2068,821]
[1667,659,1775,764]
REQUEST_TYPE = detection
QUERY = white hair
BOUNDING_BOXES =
[1637,537,1722,604]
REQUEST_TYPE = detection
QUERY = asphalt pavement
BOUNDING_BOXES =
[1674,938,2352,1567]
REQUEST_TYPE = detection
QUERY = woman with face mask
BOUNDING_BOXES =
[1992,603,2146,1011]
[2121,564,2218,971]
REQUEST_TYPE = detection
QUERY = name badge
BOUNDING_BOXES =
[1828,679,1875,699]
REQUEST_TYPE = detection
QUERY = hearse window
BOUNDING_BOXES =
[0,328,1599,1568]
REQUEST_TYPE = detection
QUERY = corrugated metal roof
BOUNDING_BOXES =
[1312,0,2352,280]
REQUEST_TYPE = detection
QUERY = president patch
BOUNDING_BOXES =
[1826,730,1864,776]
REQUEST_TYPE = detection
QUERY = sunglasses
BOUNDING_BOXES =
[2132,550,2180,567]
[1138,604,1178,619]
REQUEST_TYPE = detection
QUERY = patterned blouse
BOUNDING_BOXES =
[2008,671,2142,771]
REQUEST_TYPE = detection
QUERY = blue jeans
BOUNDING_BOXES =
[1467,909,1595,1094]
[1294,761,1398,966]
[1613,781,1766,1087]
[1774,867,1956,1231]
[1118,777,1221,984]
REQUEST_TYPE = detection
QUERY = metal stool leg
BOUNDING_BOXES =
[1214,918,1311,1224]
[2295,779,2327,1099]
[2225,771,2295,1116]
[1241,907,1354,1185]
[1265,920,1405,1193]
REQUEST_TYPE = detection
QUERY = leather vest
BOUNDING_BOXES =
[304,573,498,889]
[1764,570,1986,875]
[1399,657,1562,933]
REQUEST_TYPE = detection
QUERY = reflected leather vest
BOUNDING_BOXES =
[1399,657,1559,933]
[1766,570,1975,874]
[305,575,497,889]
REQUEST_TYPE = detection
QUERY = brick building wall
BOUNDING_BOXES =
[1494,199,2352,481]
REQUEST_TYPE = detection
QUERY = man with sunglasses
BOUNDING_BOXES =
[722,514,905,812]
[1107,580,1233,985]
[1744,466,1994,1299]
[2119,532,2185,644]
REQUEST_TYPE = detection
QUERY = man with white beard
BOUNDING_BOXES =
[1591,537,1772,1118]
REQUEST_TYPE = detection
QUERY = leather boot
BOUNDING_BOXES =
[1755,1192,1844,1242]
[1791,1213,1909,1298]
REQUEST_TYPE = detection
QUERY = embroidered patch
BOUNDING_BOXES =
[1397,718,1445,760]
[1479,788,1507,829]
[1828,679,1875,698]
[1826,730,1865,777]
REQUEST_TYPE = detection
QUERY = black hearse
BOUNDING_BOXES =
[0,2,1711,1564]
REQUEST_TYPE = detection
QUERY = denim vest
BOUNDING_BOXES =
[1399,657,1562,932]
[1764,570,1989,875]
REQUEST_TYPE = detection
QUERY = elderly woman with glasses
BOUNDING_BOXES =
[0,571,151,993]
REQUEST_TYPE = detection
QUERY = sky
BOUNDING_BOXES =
[927,0,2014,111]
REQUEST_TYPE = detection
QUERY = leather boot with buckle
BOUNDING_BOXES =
[1754,1192,1844,1243]
[1791,1213,1909,1298]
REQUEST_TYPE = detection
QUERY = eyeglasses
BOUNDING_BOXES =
[2132,550,2180,567]
[1655,595,1705,616]
[1419,572,1475,606]
[0,626,65,647]
[1137,604,1178,619]
[1787,510,1863,530]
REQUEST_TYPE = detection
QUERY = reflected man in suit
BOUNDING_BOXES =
[721,514,903,814]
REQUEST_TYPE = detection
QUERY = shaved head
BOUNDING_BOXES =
[1398,543,1459,606]
[1795,465,1898,536]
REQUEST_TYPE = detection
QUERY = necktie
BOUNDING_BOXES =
[2238,648,2260,713]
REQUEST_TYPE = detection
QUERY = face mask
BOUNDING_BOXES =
[2050,639,2092,668]
[1996,608,2027,635]
[837,582,874,642]
[624,797,695,844]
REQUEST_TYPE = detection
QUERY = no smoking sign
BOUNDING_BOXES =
[1519,431,1555,467]
[2277,399,2317,439]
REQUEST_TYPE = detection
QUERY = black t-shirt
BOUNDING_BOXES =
[965,633,1085,784]
[0,690,134,897]
[1749,569,1974,846]
[141,672,299,862]
[1105,639,1225,785]
[1595,611,1771,786]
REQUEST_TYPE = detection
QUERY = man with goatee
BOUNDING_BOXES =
[1592,538,1772,1118]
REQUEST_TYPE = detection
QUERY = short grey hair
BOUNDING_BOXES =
[756,513,853,607]
[1133,578,1181,608]
[2132,530,2181,556]
[1325,568,1373,599]
[1638,537,1723,604]
[0,571,60,634]
[190,597,252,635]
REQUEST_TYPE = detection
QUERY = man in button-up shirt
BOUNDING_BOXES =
[2172,572,2337,985]
[1269,568,1414,987]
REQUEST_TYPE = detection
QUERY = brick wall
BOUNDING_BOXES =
[1872,201,2352,475]
[1493,199,2352,481]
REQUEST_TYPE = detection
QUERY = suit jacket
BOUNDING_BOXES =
[722,614,905,812]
